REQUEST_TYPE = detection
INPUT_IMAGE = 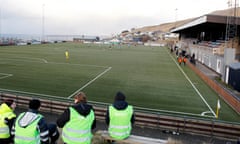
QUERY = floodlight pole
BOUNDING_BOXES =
[225,0,238,48]
[232,0,238,48]
[175,8,178,28]
[42,4,45,42]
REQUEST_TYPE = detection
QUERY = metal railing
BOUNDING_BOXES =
[0,91,240,140]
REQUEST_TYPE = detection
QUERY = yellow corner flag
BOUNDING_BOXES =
[65,50,69,60]
[216,99,221,118]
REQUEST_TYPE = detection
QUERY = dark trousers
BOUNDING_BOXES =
[48,123,59,144]
[0,137,13,144]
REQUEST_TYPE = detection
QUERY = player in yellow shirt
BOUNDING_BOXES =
[65,50,69,61]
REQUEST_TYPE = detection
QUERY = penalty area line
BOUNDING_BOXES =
[68,67,112,99]
[0,57,48,63]
[135,106,215,118]
[0,73,13,79]
[0,88,61,99]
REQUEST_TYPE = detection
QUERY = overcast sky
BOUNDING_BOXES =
[0,0,228,36]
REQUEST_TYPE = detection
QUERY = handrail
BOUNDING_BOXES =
[0,91,240,140]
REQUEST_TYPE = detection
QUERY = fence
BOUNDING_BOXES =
[0,92,239,140]
[187,61,240,114]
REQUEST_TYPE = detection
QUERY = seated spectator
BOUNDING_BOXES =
[105,91,135,140]
[12,99,59,144]
[57,92,96,144]
[0,99,16,144]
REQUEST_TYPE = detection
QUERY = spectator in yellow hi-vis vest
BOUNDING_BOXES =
[57,92,96,144]
[12,99,59,144]
[105,91,135,140]
[0,99,16,144]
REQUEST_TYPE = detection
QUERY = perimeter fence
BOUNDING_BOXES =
[0,90,239,140]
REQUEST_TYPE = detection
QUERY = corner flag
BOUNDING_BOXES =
[216,99,221,118]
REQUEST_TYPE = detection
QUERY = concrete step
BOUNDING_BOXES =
[99,130,167,144]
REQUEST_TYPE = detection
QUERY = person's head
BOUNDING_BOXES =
[74,92,87,104]
[114,91,126,102]
[4,99,16,110]
[29,99,41,110]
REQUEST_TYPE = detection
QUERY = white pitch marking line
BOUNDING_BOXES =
[201,111,212,116]
[0,88,61,99]
[48,62,108,68]
[0,73,13,79]
[0,57,48,63]
[165,48,216,118]
[41,59,48,63]
[135,106,215,118]
[68,67,112,99]
[23,57,48,63]
[0,57,108,68]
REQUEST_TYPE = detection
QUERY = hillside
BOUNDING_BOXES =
[131,18,195,33]
[132,7,240,33]
[210,7,240,16]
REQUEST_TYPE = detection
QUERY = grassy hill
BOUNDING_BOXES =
[132,7,240,33]
[131,18,195,33]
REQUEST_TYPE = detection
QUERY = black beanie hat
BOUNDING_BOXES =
[115,91,126,101]
[29,99,41,110]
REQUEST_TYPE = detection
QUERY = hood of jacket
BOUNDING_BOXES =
[0,103,13,114]
[113,100,128,110]
[72,103,93,117]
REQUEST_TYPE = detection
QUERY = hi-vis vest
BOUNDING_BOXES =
[62,107,95,144]
[14,113,42,144]
[109,105,133,140]
[0,103,16,138]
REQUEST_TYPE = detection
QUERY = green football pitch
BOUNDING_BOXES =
[0,43,239,122]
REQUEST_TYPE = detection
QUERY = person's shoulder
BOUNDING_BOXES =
[84,103,94,110]
[38,115,48,125]
[72,103,93,110]
[128,105,134,109]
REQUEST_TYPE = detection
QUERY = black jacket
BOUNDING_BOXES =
[105,100,135,125]
[56,102,96,129]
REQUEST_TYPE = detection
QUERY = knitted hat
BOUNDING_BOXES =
[115,91,126,101]
[4,99,14,107]
[29,99,41,110]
